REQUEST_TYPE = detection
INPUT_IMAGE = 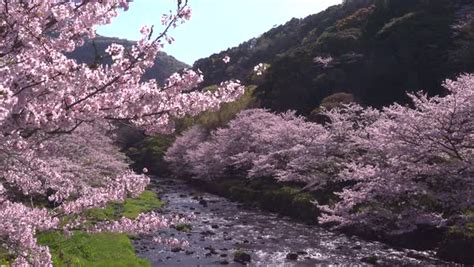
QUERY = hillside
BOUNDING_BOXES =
[194,0,474,114]
[68,35,189,84]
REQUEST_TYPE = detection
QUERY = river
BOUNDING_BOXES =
[133,177,449,266]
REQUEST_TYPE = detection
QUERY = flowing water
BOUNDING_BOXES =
[134,178,450,266]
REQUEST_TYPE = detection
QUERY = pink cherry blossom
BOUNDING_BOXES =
[223,55,231,64]
[253,63,269,76]
[0,0,244,264]
[313,56,333,68]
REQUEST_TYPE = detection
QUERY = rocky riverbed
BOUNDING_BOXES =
[133,178,450,266]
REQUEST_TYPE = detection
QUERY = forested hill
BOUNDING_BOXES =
[194,0,474,114]
[69,35,189,84]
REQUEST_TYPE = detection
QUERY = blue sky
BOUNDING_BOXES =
[97,0,342,64]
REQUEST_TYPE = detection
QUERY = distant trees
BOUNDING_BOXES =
[342,0,374,9]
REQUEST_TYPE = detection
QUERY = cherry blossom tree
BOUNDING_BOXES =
[0,1,244,265]
[319,74,474,234]
[166,106,377,188]
[164,125,208,177]
[167,74,473,237]
[167,109,331,183]
[166,109,275,179]
[275,104,380,188]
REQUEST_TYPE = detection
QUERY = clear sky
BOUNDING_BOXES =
[97,0,342,65]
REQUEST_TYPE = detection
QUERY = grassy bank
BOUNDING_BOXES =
[1,190,163,266]
[37,232,150,267]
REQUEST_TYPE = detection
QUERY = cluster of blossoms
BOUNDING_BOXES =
[222,55,231,64]
[253,63,269,76]
[313,56,334,68]
[91,212,189,235]
[0,1,243,265]
[152,237,190,248]
[166,74,474,236]
[161,3,192,44]
[92,212,170,235]
[0,203,59,266]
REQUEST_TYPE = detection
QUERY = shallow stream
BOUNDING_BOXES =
[134,178,449,266]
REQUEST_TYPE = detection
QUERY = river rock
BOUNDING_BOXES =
[360,255,378,265]
[286,253,298,260]
[200,230,215,236]
[234,251,251,264]
[199,199,208,206]
[171,247,182,253]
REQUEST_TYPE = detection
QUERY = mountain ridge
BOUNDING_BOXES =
[193,0,474,114]
[68,35,189,84]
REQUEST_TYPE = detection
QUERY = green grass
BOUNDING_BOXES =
[122,190,164,218]
[37,231,150,267]
[85,190,164,222]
